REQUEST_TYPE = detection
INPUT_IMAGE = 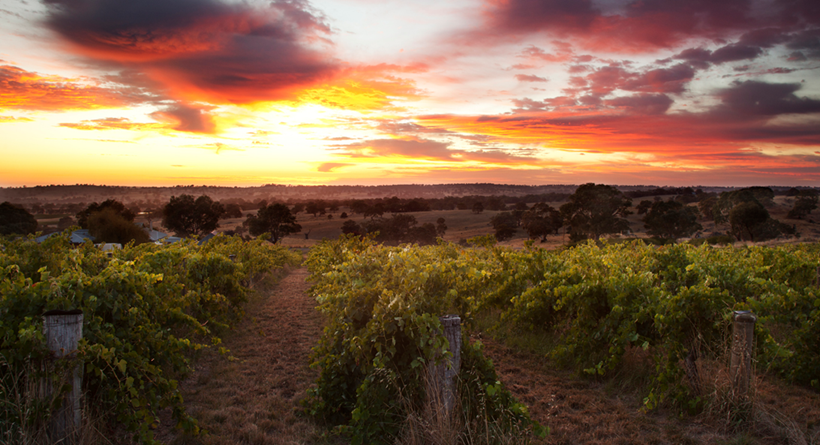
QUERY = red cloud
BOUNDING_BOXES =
[473,0,820,53]
[417,80,820,161]
[0,64,136,111]
[44,0,340,104]
[515,74,548,82]
[58,117,168,131]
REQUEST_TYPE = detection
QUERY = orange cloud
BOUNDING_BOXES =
[58,117,168,131]
[0,115,33,123]
[0,64,135,111]
[317,162,353,172]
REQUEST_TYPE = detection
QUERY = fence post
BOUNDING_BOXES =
[429,315,461,415]
[816,265,820,287]
[43,309,83,445]
[730,310,755,398]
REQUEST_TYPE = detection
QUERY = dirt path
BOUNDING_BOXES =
[157,267,327,445]
[156,267,819,445]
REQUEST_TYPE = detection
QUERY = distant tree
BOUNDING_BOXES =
[635,200,653,215]
[436,217,447,237]
[57,216,76,231]
[787,190,818,219]
[305,201,326,217]
[328,214,333,220]
[0,202,38,235]
[162,194,225,237]
[87,208,150,245]
[485,196,506,211]
[785,187,801,197]
[291,203,305,214]
[364,204,385,220]
[222,203,243,219]
[729,201,770,241]
[560,183,632,242]
[328,203,339,213]
[77,199,135,228]
[245,203,301,243]
[513,202,529,211]
[472,202,485,214]
[713,187,775,224]
[521,203,562,242]
[490,212,518,242]
[363,214,438,245]
[642,200,702,241]
[340,212,348,219]
[341,219,363,237]
[698,195,718,221]
[349,200,369,216]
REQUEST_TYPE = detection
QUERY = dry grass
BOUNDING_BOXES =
[476,327,820,445]
[154,267,334,445]
[0,355,116,445]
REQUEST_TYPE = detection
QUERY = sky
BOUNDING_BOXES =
[1,0,819,187]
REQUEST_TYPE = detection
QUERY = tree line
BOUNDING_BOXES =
[2,185,817,246]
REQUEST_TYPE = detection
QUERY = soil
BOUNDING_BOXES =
[155,267,329,445]
[156,266,820,445]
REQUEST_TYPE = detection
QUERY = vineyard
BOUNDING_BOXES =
[0,232,301,444]
[306,235,820,443]
[2,231,820,444]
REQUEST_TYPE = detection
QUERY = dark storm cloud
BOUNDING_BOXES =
[149,103,216,133]
[476,0,820,52]
[42,0,339,103]
[716,80,820,116]
[605,94,674,115]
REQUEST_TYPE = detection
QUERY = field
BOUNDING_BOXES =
[202,194,820,251]
[4,199,820,444]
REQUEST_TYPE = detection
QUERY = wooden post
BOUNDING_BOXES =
[43,309,83,445]
[429,315,461,415]
[730,310,756,398]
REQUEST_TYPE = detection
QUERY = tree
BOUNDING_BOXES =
[162,194,225,237]
[364,204,385,220]
[87,208,150,245]
[57,216,76,231]
[245,203,301,243]
[305,201,326,217]
[490,212,518,242]
[222,203,243,219]
[341,220,363,237]
[787,190,818,219]
[77,199,135,228]
[642,200,702,241]
[560,183,632,242]
[436,217,447,237]
[635,200,653,215]
[698,195,718,221]
[472,202,485,214]
[349,200,369,216]
[729,201,770,241]
[521,203,563,242]
[0,202,38,235]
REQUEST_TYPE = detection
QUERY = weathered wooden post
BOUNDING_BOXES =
[815,265,820,287]
[429,315,461,415]
[43,309,83,445]
[730,310,756,398]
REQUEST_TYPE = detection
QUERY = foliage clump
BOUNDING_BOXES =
[305,235,544,444]
[0,233,301,444]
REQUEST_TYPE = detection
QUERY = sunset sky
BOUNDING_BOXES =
[1,0,819,187]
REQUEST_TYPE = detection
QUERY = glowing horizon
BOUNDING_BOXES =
[1,0,819,188]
